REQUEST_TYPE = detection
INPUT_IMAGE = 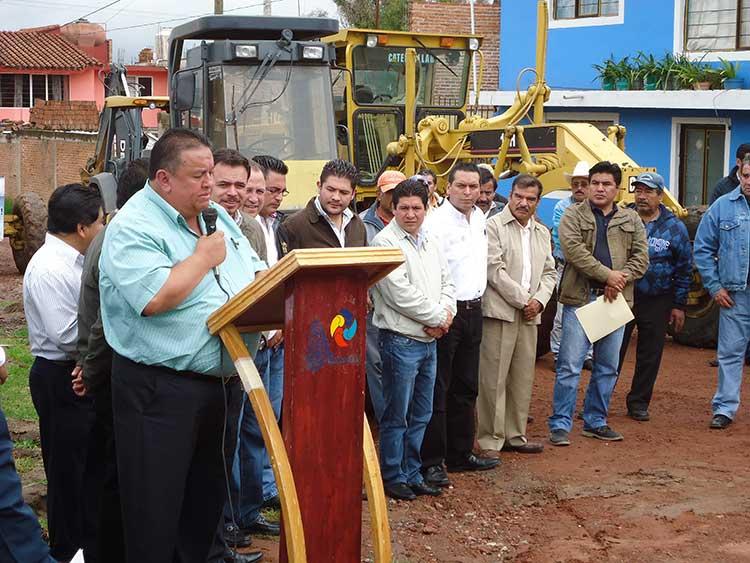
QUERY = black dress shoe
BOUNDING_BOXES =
[262,495,280,510]
[383,482,416,501]
[224,523,253,548]
[446,454,500,473]
[224,548,263,563]
[710,414,732,429]
[628,409,650,422]
[409,481,442,496]
[423,465,451,487]
[243,514,280,536]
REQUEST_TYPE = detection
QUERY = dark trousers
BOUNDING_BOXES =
[112,353,242,563]
[29,357,97,562]
[617,293,672,412]
[421,302,483,468]
[0,402,55,563]
[90,379,125,563]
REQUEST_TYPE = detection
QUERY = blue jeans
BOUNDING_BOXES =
[365,311,385,422]
[0,403,55,563]
[226,343,283,528]
[548,295,625,432]
[378,331,436,486]
[713,287,750,419]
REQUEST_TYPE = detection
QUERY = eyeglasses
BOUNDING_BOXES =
[267,187,290,197]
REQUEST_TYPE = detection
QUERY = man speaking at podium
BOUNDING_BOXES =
[99,129,265,563]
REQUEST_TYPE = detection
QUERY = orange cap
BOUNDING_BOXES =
[377,170,407,193]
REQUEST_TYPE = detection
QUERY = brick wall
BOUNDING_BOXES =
[0,130,96,202]
[29,100,99,132]
[409,1,500,91]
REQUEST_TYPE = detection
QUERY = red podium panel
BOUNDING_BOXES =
[280,269,368,562]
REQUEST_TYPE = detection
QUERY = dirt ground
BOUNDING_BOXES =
[2,238,749,562]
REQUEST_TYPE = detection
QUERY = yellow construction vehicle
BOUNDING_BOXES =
[325,2,719,349]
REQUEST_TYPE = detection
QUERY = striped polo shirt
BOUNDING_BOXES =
[99,183,265,376]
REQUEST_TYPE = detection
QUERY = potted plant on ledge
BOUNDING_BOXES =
[593,56,619,90]
[719,58,744,89]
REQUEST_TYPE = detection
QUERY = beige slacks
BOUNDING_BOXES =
[477,313,538,451]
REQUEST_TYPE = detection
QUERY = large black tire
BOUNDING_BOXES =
[10,192,47,274]
[670,205,718,348]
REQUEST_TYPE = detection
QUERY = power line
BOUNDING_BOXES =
[2,0,178,17]
[63,0,121,25]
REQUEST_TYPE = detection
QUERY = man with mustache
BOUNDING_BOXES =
[478,174,556,457]
[550,161,593,368]
[616,172,691,422]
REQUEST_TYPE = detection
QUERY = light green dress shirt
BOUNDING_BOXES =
[100,183,266,376]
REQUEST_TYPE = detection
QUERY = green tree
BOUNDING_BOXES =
[333,0,408,30]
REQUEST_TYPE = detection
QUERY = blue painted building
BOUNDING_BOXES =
[484,0,750,211]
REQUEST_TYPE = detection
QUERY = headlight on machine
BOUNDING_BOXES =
[468,37,480,51]
[302,45,324,60]
[366,34,378,48]
[235,44,258,58]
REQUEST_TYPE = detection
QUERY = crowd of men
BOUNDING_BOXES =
[0,127,749,562]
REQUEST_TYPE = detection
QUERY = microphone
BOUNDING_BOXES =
[202,207,218,236]
[201,207,221,283]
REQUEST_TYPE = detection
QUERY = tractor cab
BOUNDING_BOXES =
[324,29,480,196]
[168,16,339,210]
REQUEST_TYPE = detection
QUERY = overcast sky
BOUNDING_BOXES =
[3,0,340,62]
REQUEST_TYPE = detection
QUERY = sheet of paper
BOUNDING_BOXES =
[574,293,634,343]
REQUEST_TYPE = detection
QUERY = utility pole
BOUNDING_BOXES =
[263,0,271,15]
[374,0,380,28]
[214,0,223,14]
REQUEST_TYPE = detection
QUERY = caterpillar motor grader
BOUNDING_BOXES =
[325,1,714,349]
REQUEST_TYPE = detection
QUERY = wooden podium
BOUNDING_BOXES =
[207,248,403,563]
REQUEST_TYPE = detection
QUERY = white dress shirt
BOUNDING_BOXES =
[519,219,533,293]
[425,200,488,301]
[23,233,84,360]
[256,214,279,266]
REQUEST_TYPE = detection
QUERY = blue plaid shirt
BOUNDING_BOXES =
[629,204,692,307]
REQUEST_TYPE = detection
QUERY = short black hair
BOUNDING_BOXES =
[736,143,750,160]
[252,155,288,177]
[116,158,149,209]
[588,161,622,185]
[479,167,497,189]
[392,178,428,208]
[149,128,212,180]
[448,162,481,184]
[511,173,543,197]
[320,159,359,188]
[213,148,251,177]
[417,168,437,183]
[47,183,102,234]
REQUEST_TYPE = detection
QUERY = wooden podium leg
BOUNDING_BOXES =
[220,325,307,563]
[362,419,392,563]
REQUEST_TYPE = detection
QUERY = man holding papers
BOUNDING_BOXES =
[548,161,649,446]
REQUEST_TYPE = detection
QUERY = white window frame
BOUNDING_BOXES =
[669,116,731,202]
[549,0,624,29]
[674,0,750,61]
[1,73,66,108]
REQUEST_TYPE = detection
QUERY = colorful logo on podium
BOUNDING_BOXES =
[329,309,358,348]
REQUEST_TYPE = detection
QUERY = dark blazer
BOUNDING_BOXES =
[277,197,367,256]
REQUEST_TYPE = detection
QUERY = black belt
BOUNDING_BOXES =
[146,360,237,384]
[456,298,482,310]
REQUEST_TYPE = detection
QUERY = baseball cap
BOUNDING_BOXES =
[633,171,665,191]
[377,170,407,193]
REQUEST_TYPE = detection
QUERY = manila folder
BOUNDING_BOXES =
[574,293,634,343]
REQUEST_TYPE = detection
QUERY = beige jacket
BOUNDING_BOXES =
[482,205,557,325]
[558,201,649,307]
[371,220,457,342]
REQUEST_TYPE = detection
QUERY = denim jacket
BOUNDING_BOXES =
[694,186,750,296]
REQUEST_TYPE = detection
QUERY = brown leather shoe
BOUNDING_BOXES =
[501,441,544,454]
[479,449,502,460]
